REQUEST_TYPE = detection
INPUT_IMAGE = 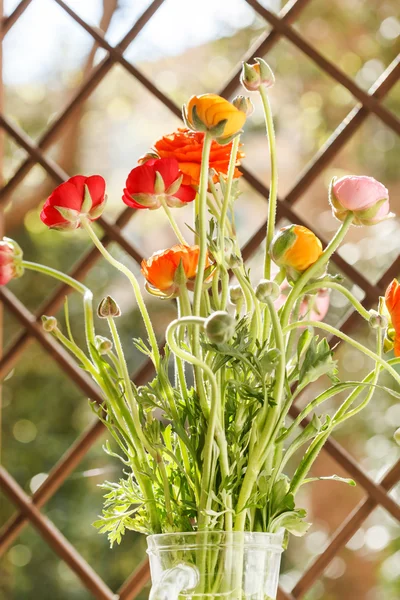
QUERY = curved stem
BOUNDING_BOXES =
[284,319,400,388]
[303,280,370,321]
[160,199,188,245]
[80,218,160,368]
[22,260,96,359]
[259,86,278,280]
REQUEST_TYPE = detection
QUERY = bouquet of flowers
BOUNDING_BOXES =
[2,60,399,556]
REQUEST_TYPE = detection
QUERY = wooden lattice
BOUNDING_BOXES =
[0,1,399,599]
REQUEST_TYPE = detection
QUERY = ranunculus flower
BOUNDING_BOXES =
[385,279,400,356]
[123,158,196,210]
[141,244,211,298]
[40,175,106,230]
[184,94,246,143]
[153,128,244,187]
[0,237,24,285]
[271,225,323,275]
[330,175,392,226]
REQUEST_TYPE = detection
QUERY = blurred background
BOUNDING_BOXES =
[0,0,399,599]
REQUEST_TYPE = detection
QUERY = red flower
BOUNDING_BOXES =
[40,175,106,230]
[385,279,400,356]
[122,158,196,210]
[0,237,24,285]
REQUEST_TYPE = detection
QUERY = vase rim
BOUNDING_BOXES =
[146,530,285,553]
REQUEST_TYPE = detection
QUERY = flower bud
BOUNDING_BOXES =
[223,238,243,269]
[229,285,244,305]
[95,335,113,355]
[240,58,275,92]
[270,225,323,273]
[232,95,254,117]
[0,237,24,285]
[42,315,58,332]
[255,279,280,303]
[137,151,160,165]
[394,427,400,446]
[368,310,388,330]
[98,296,121,318]
[205,311,236,344]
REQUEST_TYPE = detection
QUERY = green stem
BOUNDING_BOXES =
[160,199,188,245]
[284,319,400,388]
[193,134,213,316]
[22,260,96,359]
[280,213,354,329]
[80,218,160,368]
[219,135,240,249]
[166,316,219,529]
[260,86,278,280]
[303,280,370,321]
[107,317,162,532]
[234,297,286,532]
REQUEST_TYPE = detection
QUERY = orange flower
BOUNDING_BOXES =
[184,94,246,141]
[385,279,400,356]
[141,244,211,297]
[153,128,244,188]
[271,225,323,273]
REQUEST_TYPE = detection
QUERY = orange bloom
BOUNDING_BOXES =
[185,94,246,141]
[385,279,400,356]
[153,128,244,188]
[141,244,210,297]
[271,225,323,273]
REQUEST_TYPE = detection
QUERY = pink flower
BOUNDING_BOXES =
[330,175,392,226]
[0,238,24,285]
[275,284,330,322]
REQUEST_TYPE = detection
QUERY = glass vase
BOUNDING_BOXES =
[147,531,284,600]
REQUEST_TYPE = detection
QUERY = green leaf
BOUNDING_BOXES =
[298,336,339,387]
[302,475,356,487]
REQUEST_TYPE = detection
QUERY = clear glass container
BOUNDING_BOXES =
[147,531,284,600]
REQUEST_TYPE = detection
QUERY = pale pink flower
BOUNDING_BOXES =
[330,175,392,226]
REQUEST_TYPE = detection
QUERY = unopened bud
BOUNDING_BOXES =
[229,285,244,305]
[205,311,236,344]
[255,279,280,303]
[240,58,275,92]
[95,335,113,355]
[42,315,58,332]
[137,151,159,165]
[223,238,243,269]
[368,310,388,329]
[232,95,254,116]
[98,296,121,318]
[394,427,400,446]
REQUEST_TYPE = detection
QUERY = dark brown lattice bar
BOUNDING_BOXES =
[0,1,399,599]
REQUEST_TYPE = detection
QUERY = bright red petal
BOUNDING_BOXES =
[86,175,106,207]
[122,189,146,210]
[173,184,196,204]
[46,179,85,212]
[40,205,69,227]
[126,163,157,195]
[153,158,180,189]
